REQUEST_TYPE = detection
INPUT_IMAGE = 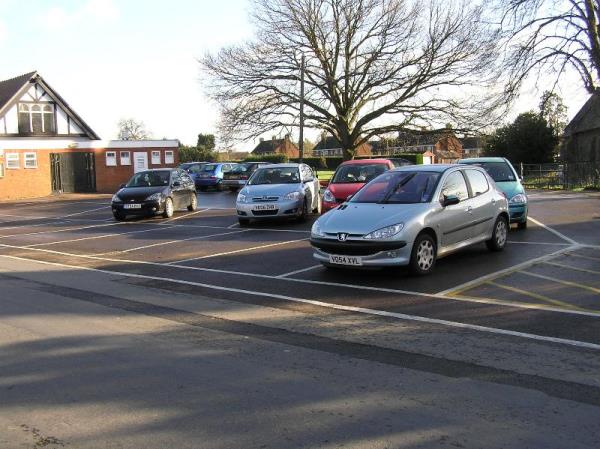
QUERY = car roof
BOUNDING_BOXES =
[459,157,507,163]
[260,163,302,168]
[137,168,175,172]
[339,158,392,165]
[390,164,460,173]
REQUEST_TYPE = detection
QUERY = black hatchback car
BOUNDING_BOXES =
[111,169,197,220]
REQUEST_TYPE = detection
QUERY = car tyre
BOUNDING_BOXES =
[187,193,198,211]
[162,197,174,218]
[312,195,322,214]
[229,187,239,193]
[216,182,224,192]
[113,212,126,221]
[518,220,527,230]
[297,198,308,222]
[486,215,508,251]
[238,218,250,226]
[409,233,437,276]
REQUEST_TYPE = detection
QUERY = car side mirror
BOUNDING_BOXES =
[119,183,126,189]
[442,194,460,207]
[172,181,181,187]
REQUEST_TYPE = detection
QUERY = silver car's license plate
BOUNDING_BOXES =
[329,255,362,266]
[124,204,142,209]
[253,204,277,211]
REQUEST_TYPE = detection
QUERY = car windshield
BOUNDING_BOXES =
[352,171,441,204]
[126,171,171,187]
[248,167,301,185]
[465,162,516,182]
[331,163,388,184]
[230,164,251,173]
[200,164,218,172]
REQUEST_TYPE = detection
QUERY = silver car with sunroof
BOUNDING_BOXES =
[310,164,509,275]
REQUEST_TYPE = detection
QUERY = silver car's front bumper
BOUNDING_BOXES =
[237,199,303,218]
[311,237,411,267]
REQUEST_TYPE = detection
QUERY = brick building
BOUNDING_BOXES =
[252,135,299,157]
[0,71,179,200]
[312,135,373,157]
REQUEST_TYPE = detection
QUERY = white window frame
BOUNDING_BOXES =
[24,152,37,169]
[6,153,19,169]
[0,162,4,178]
[151,150,161,165]
[106,151,117,166]
[120,151,131,165]
[165,150,174,164]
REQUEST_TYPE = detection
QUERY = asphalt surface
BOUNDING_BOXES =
[0,190,599,448]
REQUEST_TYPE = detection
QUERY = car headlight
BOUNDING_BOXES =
[509,193,527,204]
[237,193,248,203]
[323,189,335,202]
[283,191,302,201]
[112,194,122,203]
[363,223,404,240]
[145,192,164,201]
[311,220,325,237]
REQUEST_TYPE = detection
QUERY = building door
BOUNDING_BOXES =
[134,152,148,173]
[50,153,96,193]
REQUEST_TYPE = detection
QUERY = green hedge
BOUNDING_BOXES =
[289,156,327,169]
[243,153,288,164]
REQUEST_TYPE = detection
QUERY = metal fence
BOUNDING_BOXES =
[519,162,600,190]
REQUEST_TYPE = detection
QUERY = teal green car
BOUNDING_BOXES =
[459,157,528,229]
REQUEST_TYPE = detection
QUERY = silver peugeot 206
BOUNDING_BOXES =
[310,164,509,275]
[236,163,321,225]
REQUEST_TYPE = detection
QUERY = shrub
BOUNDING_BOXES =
[289,156,327,169]
[243,153,288,164]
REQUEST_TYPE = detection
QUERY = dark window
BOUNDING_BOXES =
[18,104,30,133]
[465,169,489,196]
[126,171,171,187]
[352,171,441,204]
[43,105,55,133]
[17,103,55,135]
[441,171,469,201]
[332,163,388,184]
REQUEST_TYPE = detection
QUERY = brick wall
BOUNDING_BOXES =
[0,147,179,200]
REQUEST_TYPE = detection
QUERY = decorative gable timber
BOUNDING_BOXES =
[0,71,99,139]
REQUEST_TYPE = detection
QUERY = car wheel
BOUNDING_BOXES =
[238,218,250,226]
[518,220,527,230]
[297,198,308,222]
[486,215,508,251]
[162,197,174,218]
[199,186,207,192]
[113,212,126,221]
[409,233,437,276]
[216,182,224,192]
[187,193,198,211]
[312,195,322,214]
[229,187,239,193]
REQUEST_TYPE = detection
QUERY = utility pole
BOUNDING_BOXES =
[299,54,305,163]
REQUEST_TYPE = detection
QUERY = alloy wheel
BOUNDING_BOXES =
[417,240,434,271]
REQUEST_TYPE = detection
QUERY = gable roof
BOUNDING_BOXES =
[253,138,285,154]
[0,71,100,139]
[564,92,600,136]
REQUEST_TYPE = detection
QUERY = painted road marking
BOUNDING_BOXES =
[486,281,590,311]
[565,252,600,262]
[60,205,111,217]
[528,216,578,245]
[438,245,578,296]
[506,240,570,246]
[1,242,598,317]
[93,229,251,255]
[23,226,178,248]
[163,208,210,223]
[543,260,600,275]
[168,237,311,265]
[0,221,124,239]
[277,264,322,278]
[520,270,600,295]
[2,253,599,351]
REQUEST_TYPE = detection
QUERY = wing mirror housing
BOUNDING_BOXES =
[119,183,126,189]
[442,194,460,207]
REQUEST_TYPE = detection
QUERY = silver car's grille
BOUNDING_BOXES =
[323,232,364,239]
[252,196,279,202]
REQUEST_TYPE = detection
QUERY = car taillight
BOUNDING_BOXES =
[210,176,216,179]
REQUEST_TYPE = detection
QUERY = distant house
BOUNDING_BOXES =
[562,92,600,163]
[460,136,485,158]
[312,135,372,157]
[252,135,299,158]
[0,71,179,200]
[371,129,463,163]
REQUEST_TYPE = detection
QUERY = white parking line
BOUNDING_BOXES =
[3,253,599,351]
[163,208,210,223]
[506,240,570,246]
[94,229,250,255]
[0,221,124,239]
[168,238,310,265]
[1,242,598,317]
[0,220,73,232]
[276,264,322,278]
[24,226,178,248]
[528,216,578,245]
[543,260,600,275]
[60,205,110,217]
[566,252,600,262]
[520,270,600,295]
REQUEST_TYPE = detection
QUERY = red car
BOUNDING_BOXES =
[321,159,395,212]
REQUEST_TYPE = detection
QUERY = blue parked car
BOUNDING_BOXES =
[459,157,528,229]
[193,162,238,191]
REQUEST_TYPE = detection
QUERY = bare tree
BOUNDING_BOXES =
[500,0,600,95]
[117,118,151,140]
[201,0,504,159]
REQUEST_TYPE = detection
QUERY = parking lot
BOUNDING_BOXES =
[1,190,599,349]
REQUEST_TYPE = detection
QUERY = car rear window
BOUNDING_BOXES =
[230,164,251,173]
[352,171,440,204]
[465,162,516,182]
[126,171,171,187]
[200,164,218,172]
[331,163,388,184]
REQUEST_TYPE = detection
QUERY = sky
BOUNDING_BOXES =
[0,0,593,151]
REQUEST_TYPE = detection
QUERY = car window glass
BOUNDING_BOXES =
[126,171,171,188]
[200,164,218,172]
[465,169,489,196]
[331,164,387,184]
[352,171,440,204]
[469,162,515,182]
[441,171,469,201]
[249,167,301,185]
[187,164,203,174]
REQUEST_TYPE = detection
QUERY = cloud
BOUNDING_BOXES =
[39,0,119,30]
[0,21,6,45]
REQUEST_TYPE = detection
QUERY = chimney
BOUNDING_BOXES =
[272,135,277,141]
